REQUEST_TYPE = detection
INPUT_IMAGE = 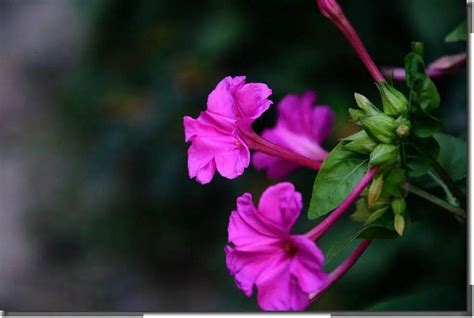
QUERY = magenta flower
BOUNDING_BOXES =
[183,76,272,184]
[253,91,333,179]
[225,182,328,311]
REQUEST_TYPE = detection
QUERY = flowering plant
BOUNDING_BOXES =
[183,0,466,311]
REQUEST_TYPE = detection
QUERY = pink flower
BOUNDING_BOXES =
[253,91,333,179]
[183,76,272,184]
[225,182,328,311]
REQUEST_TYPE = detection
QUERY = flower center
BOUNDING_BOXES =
[283,241,298,257]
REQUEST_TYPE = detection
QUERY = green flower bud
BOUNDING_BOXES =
[342,131,377,154]
[394,214,405,235]
[349,108,366,121]
[369,144,398,166]
[354,93,379,115]
[368,175,384,208]
[376,83,408,117]
[365,207,388,225]
[395,117,411,138]
[391,198,406,216]
[360,114,397,144]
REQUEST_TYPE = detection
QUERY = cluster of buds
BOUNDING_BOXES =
[343,84,411,235]
[346,84,411,168]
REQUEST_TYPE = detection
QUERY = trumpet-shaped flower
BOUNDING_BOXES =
[253,91,333,179]
[183,76,272,184]
[225,182,327,311]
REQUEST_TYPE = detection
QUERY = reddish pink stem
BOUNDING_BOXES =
[316,0,385,83]
[240,129,322,171]
[305,166,379,241]
[310,239,372,302]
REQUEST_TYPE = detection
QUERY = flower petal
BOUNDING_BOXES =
[277,92,315,135]
[234,82,272,120]
[207,76,272,121]
[207,76,246,119]
[257,182,302,232]
[184,112,249,183]
[311,106,334,144]
[290,235,328,294]
[226,246,282,297]
[215,141,250,180]
[228,193,283,248]
[252,129,298,179]
[256,255,309,311]
[252,151,297,180]
[251,91,332,179]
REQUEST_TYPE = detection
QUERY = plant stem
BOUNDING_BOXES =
[316,0,385,83]
[404,183,466,220]
[310,239,372,302]
[305,166,379,241]
[240,130,322,171]
[410,140,465,206]
[428,171,459,207]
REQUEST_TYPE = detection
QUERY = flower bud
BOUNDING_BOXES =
[395,117,411,138]
[360,114,397,144]
[368,175,384,208]
[349,108,366,121]
[391,198,406,216]
[317,0,343,20]
[342,131,377,154]
[365,207,388,225]
[394,214,405,235]
[369,144,398,166]
[354,93,379,115]
[376,83,408,117]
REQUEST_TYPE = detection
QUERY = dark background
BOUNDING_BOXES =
[0,0,466,311]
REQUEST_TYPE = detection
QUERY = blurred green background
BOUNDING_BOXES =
[0,0,466,311]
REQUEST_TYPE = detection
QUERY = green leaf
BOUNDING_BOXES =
[404,51,424,91]
[404,41,441,116]
[411,112,441,138]
[445,21,467,43]
[384,168,406,197]
[434,133,467,182]
[406,136,440,178]
[409,133,466,188]
[357,212,398,239]
[309,143,368,219]
[414,76,440,111]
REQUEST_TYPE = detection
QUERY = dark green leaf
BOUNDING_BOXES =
[309,143,368,219]
[356,212,398,239]
[434,133,467,182]
[409,133,466,188]
[406,136,440,178]
[411,112,441,138]
[384,168,406,197]
[414,76,440,111]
